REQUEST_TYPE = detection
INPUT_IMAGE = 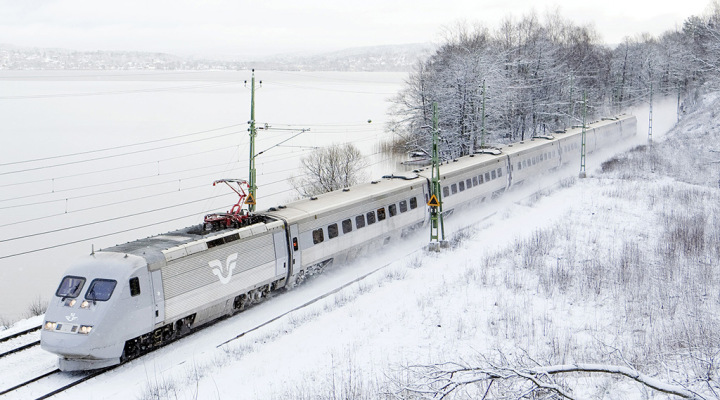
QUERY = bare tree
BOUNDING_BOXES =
[396,359,710,399]
[291,143,367,198]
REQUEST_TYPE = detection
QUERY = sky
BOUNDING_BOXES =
[0,0,713,58]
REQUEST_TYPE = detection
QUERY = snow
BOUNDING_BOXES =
[4,89,719,397]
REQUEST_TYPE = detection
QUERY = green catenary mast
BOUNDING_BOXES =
[579,91,587,178]
[247,69,259,212]
[429,102,445,249]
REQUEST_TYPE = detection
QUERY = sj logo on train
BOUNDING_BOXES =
[208,253,238,284]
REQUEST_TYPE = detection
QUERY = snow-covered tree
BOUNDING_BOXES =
[290,143,367,198]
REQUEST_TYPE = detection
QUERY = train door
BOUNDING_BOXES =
[289,224,302,272]
[149,269,165,326]
[272,231,288,277]
[505,155,513,189]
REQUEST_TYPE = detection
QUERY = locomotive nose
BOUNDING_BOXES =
[41,275,122,360]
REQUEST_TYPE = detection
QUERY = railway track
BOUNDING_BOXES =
[0,325,42,361]
[0,207,496,399]
[0,367,115,400]
[0,325,41,343]
[0,253,417,399]
[0,176,564,399]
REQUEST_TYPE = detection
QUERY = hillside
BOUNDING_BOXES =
[0,94,699,399]
[3,94,717,399]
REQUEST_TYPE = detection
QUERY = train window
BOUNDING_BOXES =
[399,200,407,213]
[389,204,397,217]
[517,162,522,170]
[312,228,324,244]
[129,277,141,297]
[342,219,352,234]
[366,211,376,225]
[409,197,418,209]
[56,276,85,298]
[472,177,478,186]
[355,215,365,229]
[466,178,472,188]
[377,207,386,221]
[485,172,491,181]
[451,184,457,194]
[458,181,465,192]
[293,237,299,251]
[491,170,497,179]
[479,174,484,184]
[85,279,117,302]
[497,168,502,177]
[328,223,339,239]
[443,186,450,197]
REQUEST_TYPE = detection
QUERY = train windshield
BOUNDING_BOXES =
[85,279,117,302]
[56,276,85,298]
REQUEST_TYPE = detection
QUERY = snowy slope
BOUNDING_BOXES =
[4,94,719,399]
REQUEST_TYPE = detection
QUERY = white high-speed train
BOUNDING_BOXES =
[40,115,637,371]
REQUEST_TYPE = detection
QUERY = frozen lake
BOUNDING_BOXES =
[0,70,408,322]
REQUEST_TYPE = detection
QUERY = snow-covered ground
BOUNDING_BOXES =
[3,93,718,399]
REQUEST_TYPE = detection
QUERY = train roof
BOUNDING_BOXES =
[265,172,424,222]
[412,114,635,178]
[101,218,284,270]
[98,114,635,269]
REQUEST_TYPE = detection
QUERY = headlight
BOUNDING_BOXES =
[78,325,93,334]
[44,321,57,331]
[80,300,90,309]
[64,299,76,307]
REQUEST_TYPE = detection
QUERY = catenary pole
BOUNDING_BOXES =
[579,91,587,178]
[429,102,446,250]
[248,69,259,212]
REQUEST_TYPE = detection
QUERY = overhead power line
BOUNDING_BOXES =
[0,182,212,229]
[0,165,241,208]
[0,192,235,244]
[0,123,244,168]
[0,130,242,176]
[0,147,241,190]
[0,209,222,260]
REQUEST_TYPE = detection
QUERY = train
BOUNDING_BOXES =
[40,115,637,371]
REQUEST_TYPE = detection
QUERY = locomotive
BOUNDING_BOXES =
[41,115,636,371]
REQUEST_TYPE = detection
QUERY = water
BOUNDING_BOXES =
[0,70,409,323]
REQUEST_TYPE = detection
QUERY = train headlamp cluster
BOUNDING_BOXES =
[80,300,90,309]
[43,321,93,334]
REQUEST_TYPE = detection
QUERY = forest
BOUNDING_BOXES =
[388,5,720,158]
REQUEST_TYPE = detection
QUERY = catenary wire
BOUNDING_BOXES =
[0,182,213,229]
[0,123,245,168]
[0,130,243,176]
[0,165,241,209]
[0,192,236,243]
[0,208,225,260]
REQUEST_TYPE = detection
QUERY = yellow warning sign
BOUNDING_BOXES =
[245,192,257,205]
[427,194,440,207]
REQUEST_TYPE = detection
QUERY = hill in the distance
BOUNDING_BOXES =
[0,43,433,72]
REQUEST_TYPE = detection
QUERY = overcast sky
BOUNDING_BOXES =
[0,0,713,58]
